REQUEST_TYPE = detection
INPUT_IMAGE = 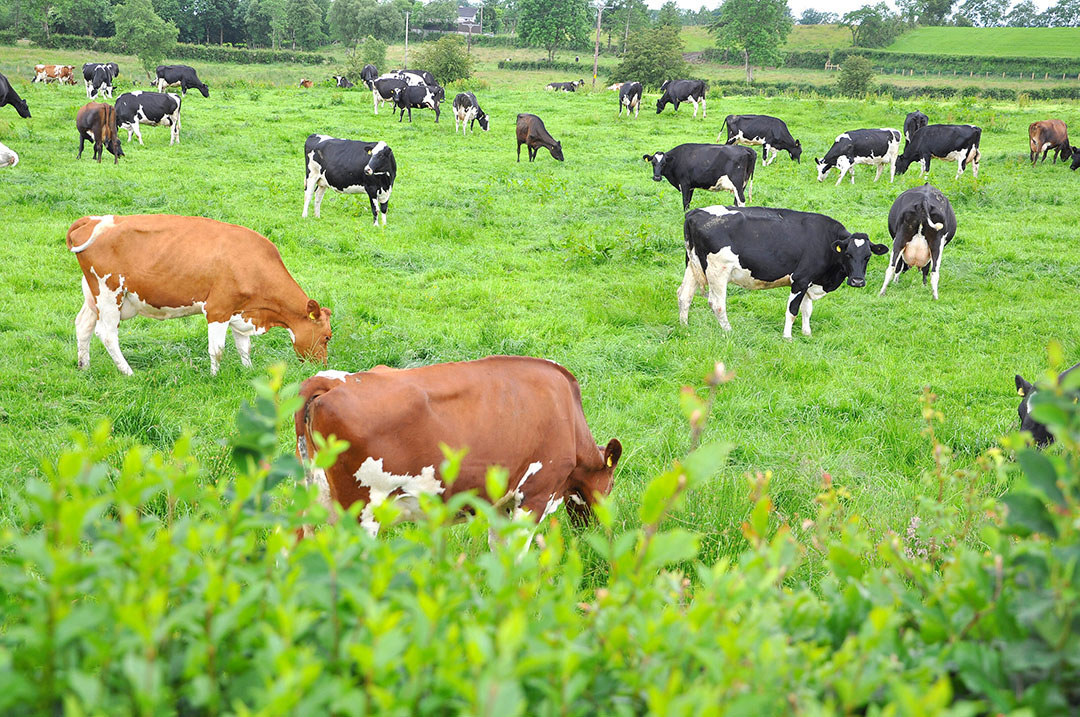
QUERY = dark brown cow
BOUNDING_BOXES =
[33,64,76,84]
[67,214,333,375]
[76,102,124,164]
[294,356,621,536]
[516,113,563,162]
[1029,119,1069,165]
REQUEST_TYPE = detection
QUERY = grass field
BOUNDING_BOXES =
[680,24,854,53]
[1,45,1079,562]
[886,26,1080,56]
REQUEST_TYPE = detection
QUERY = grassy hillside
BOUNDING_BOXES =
[680,23,853,53]
[887,26,1080,57]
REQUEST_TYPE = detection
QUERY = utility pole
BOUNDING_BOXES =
[404,12,410,69]
[623,0,632,55]
[592,4,611,90]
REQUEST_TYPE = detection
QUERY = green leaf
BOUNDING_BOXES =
[682,441,733,485]
[1017,449,1064,505]
[1002,493,1059,538]
[639,468,681,526]
[644,529,701,568]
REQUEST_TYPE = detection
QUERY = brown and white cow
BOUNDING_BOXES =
[1029,119,1069,165]
[33,64,76,85]
[299,78,314,88]
[294,356,622,536]
[67,214,332,376]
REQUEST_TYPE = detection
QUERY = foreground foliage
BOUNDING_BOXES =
[1,361,1078,714]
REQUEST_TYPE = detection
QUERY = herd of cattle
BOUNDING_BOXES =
[2,58,1078,535]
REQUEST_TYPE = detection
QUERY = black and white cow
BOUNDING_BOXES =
[154,65,209,97]
[655,79,707,118]
[904,110,928,142]
[382,69,434,86]
[643,144,756,209]
[89,64,115,100]
[115,91,182,145]
[721,115,802,165]
[332,75,354,88]
[360,64,379,88]
[815,128,901,185]
[895,124,982,179]
[618,81,642,118]
[879,184,956,300]
[83,62,119,98]
[452,92,489,134]
[0,72,31,118]
[391,84,443,123]
[370,77,407,114]
[680,206,887,338]
[302,134,396,226]
[546,81,582,92]
[1015,362,1080,447]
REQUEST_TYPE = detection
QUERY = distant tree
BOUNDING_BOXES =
[615,23,687,86]
[417,0,456,30]
[481,0,501,33]
[329,0,401,45]
[842,3,901,48]
[54,0,112,36]
[836,54,874,95]
[114,0,178,75]
[901,0,955,25]
[1044,0,1080,26]
[709,0,792,83]
[344,34,387,79]
[609,0,650,54]
[285,0,326,49]
[414,34,472,81]
[954,0,1007,26]
[798,8,837,24]
[243,0,272,45]
[1005,0,1042,26]
[656,0,680,27]
[517,0,589,61]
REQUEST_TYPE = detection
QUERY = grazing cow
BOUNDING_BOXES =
[896,124,982,179]
[332,75,354,88]
[83,62,119,98]
[722,114,802,165]
[1072,146,1080,171]
[89,64,115,100]
[452,92,489,134]
[904,110,928,142]
[0,141,17,168]
[546,80,583,92]
[656,79,707,118]
[643,143,756,209]
[391,84,443,123]
[1028,119,1069,165]
[879,184,956,300]
[1015,362,1080,447]
[618,81,642,118]
[114,91,182,146]
[154,65,209,97]
[294,356,622,536]
[299,78,314,88]
[370,77,406,114]
[0,72,31,118]
[680,206,887,338]
[67,214,332,376]
[815,128,901,185]
[516,113,563,162]
[302,134,396,226]
[360,64,379,88]
[76,102,124,164]
[33,64,76,84]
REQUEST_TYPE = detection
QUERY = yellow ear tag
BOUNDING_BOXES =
[1017,388,1025,396]
[835,245,842,253]
[606,456,613,467]
[308,311,318,320]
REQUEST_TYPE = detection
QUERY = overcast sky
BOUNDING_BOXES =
[642,0,1056,14]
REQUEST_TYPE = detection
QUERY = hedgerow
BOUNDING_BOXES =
[1,360,1078,713]
[497,59,603,76]
[29,34,333,65]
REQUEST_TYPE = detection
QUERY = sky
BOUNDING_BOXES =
[642,0,1056,14]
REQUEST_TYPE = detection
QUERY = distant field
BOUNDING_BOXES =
[886,26,1080,57]
[680,24,853,53]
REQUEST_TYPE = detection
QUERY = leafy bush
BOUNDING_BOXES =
[837,54,875,96]
[343,36,387,84]
[413,35,473,84]
[113,0,178,75]
[614,25,688,88]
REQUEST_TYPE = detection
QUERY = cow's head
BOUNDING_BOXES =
[550,141,564,162]
[833,232,887,287]
[895,151,916,176]
[11,94,30,119]
[365,142,393,176]
[814,156,833,181]
[1071,146,1080,171]
[294,299,332,364]
[643,152,666,181]
[106,135,125,163]
[391,87,403,104]
[566,438,622,527]
[791,139,803,163]
[1015,375,1056,446]
[476,109,490,131]
[655,95,668,114]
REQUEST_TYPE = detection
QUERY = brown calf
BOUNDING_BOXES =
[516,113,564,162]
[34,64,76,84]
[76,102,124,164]
[299,78,313,88]
[1029,119,1069,165]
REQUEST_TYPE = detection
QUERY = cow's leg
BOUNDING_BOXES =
[93,282,133,376]
[230,320,253,369]
[206,320,229,376]
[677,262,699,325]
[701,97,706,119]
[879,247,900,296]
[690,97,698,118]
[76,277,98,369]
[681,185,694,211]
[517,142,522,162]
[372,89,379,114]
[929,236,945,300]
[369,195,379,226]
[171,117,180,145]
[921,158,930,177]
[302,175,318,218]
[783,285,808,340]
[763,145,774,166]
[889,158,896,183]
[134,122,144,146]
[312,186,327,219]
[873,162,884,182]
[836,161,850,186]
[706,270,732,331]
[955,156,964,180]
[971,149,980,179]
[77,133,86,159]
[745,178,753,205]
[800,295,814,336]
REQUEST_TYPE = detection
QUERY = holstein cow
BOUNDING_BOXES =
[359,64,379,88]
[302,134,396,226]
[33,64,76,85]
[618,81,642,118]
[680,206,887,338]
[83,62,119,98]
[154,65,209,97]
[397,69,437,86]
[722,115,802,166]
[815,128,901,185]
[516,113,563,162]
[332,75,354,88]
[115,91,182,146]
[452,92,489,134]
[0,141,17,168]
[895,124,982,180]
[369,77,406,114]
[89,64,116,100]
[76,102,124,164]
[643,143,756,209]
[391,84,443,123]
[879,184,956,300]
[1015,362,1080,447]
[0,72,31,118]
[656,79,707,118]
[299,78,314,88]
[546,81,582,92]
[904,110,928,142]
[67,214,332,376]
[293,356,622,536]
[1028,119,1069,165]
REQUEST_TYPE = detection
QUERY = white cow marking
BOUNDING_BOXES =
[853,238,865,247]
[315,370,351,382]
[353,457,445,536]
[701,205,735,218]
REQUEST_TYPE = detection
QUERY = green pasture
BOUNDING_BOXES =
[679,24,854,53]
[1,47,1078,561]
[885,26,1080,57]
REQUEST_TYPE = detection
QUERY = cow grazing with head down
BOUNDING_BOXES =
[643,143,755,209]
[67,214,332,376]
[34,64,76,84]
[722,115,801,165]
[680,206,887,338]
[879,184,956,300]
[155,65,209,97]
[391,84,443,123]
[896,124,981,179]
[0,72,31,118]
[452,92,489,134]
[0,141,17,168]
[1015,362,1080,447]
[618,81,642,118]
[294,356,622,536]
[89,64,115,99]
[1029,120,1069,165]
[332,75,354,88]
[904,110,928,142]
[115,91,182,146]
[656,79,707,118]
[815,128,901,185]
[83,62,119,98]
[76,102,124,164]
[303,134,396,226]
[516,113,563,162]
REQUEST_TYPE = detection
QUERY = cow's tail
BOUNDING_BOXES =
[66,216,106,253]
[922,198,944,232]
[294,377,341,466]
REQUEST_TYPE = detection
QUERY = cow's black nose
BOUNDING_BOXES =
[848,278,865,288]
[652,176,662,182]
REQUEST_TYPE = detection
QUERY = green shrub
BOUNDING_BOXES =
[837,54,874,96]
[343,36,388,84]
[413,35,473,84]
[614,25,688,88]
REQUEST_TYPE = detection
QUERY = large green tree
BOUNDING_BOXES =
[798,8,837,24]
[1045,0,1080,26]
[897,0,954,25]
[656,0,680,27]
[614,23,686,87]
[329,0,402,46]
[841,3,901,48]
[954,0,1007,26]
[517,0,589,61]
[1004,0,1042,26]
[114,0,178,75]
[708,0,792,83]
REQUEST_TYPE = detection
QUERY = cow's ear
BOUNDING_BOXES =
[306,299,320,320]
[603,439,622,470]
[832,239,847,254]
[642,154,652,162]
[1015,375,1034,397]
[870,242,889,255]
